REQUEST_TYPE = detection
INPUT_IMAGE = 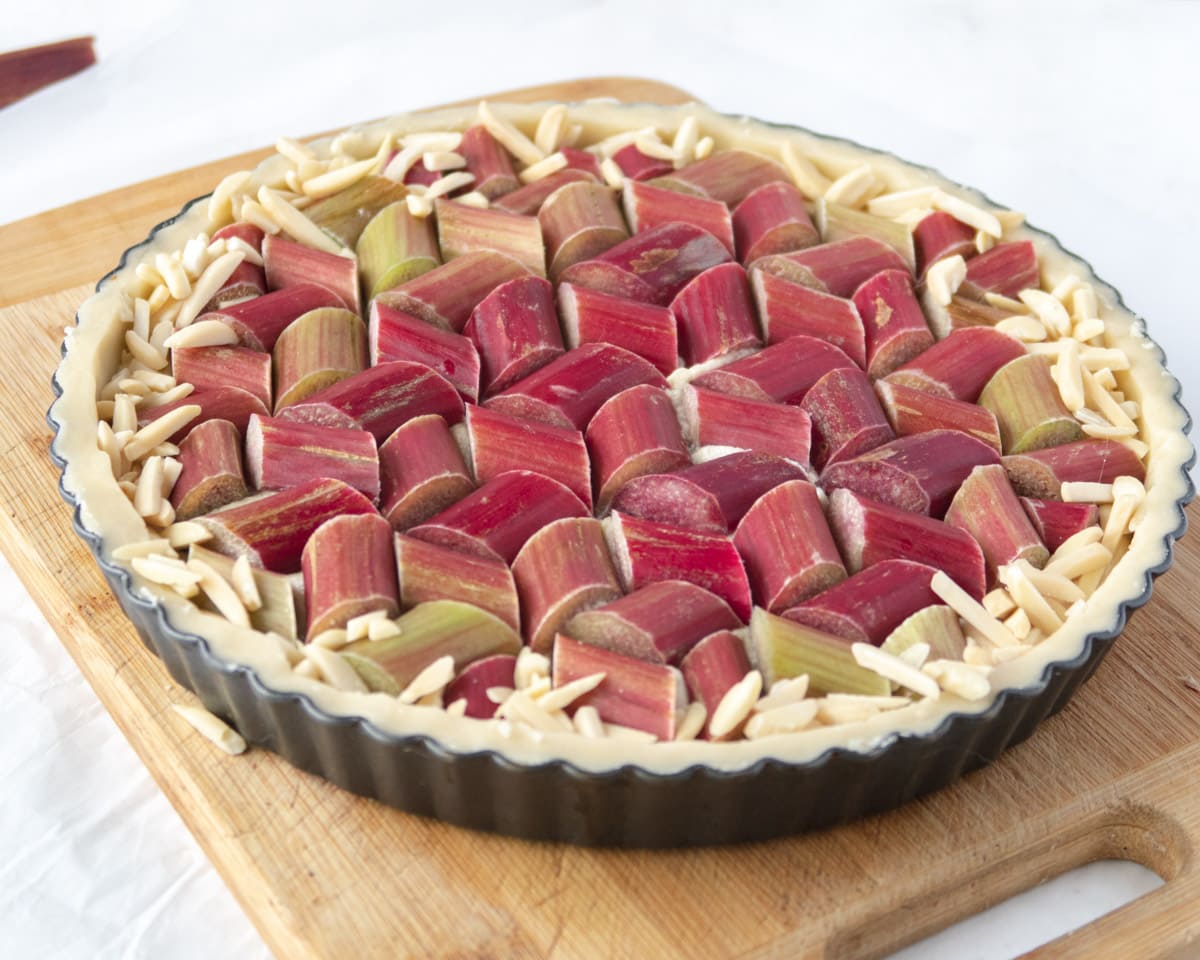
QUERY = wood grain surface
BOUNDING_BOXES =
[3,77,1198,959]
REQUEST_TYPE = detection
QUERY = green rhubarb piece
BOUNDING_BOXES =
[749,607,890,696]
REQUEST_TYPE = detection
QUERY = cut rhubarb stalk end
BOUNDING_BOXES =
[369,301,481,401]
[558,222,732,306]
[850,268,934,378]
[263,233,360,315]
[559,147,603,179]
[913,211,976,279]
[612,451,807,535]
[676,385,812,467]
[355,200,441,301]
[752,236,909,298]
[884,326,1027,403]
[783,559,941,646]
[394,534,519,633]
[246,414,380,501]
[750,607,891,696]
[272,307,368,412]
[303,513,399,640]
[188,543,299,641]
[539,181,629,280]
[170,419,247,521]
[623,180,735,256]
[691,335,856,406]
[551,633,685,741]
[200,284,344,352]
[821,429,1001,517]
[374,250,531,332]
[408,470,588,563]
[486,342,666,431]
[465,404,592,510]
[650,148,789,207]
[196,477,377,573]
[932,294,1020,339]
[611,143,674,182]
[961,241,1039,298]
[679,631,753,740]
[978,354,1084,454]
[211,222,265,254]
[558,283,677,377]
[342,600,521,694]
[305,175,407,249]
[816,200,916,271]
[881,604,965,662]
[444,654,518,719]
[670,262,762,365]
[585,385,690,511]
[874,380,1003,454]
[458,124,521,199]
[945,463,1049,582]
[466,275,564,395]
[434,198,546,277]
[172,345,273,411]
[512,517,622,653]
[733,479,846,611]
[564,579,739,665]
[1001,439,1147,499]
[828,488,987,600]
[139,386,269,442]
[493,168,596,216]
[606,512,754,622]
[802,367,895,470]
[206,226,269,308]
[379,414,474,529]
[751,269,866,368]
[732,181,819,263]
[277,360,465,442]
[1021,497,1100,552]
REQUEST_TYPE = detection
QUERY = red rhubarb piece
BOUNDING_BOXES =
[874,380,1003,454]
[369,300,481,401]
[539,181,629,280]
[302,513,399,639]
[199,284,343,352]
[444,654,518,719]
[374,250,531,332]
[171,345,272,411]
[884,326,1027,402]
[679,630,753,740]
[464,275,565,396]
[946,464,1049,582]
[560,147,603,179]
[751,269,866,368]
[435,199,546,278]
[458,124,520,199]
[962,241,1039,298]
[492,168,597,216]
[246,414,379,501]
[691,335,856,406]
[1002,439,1147,499]
[623,180,736,255]
[262,233,360,315]
[379,414,474,529]
[651,149,790,207]
[169,419,247,521]
[754,236,909,298]
[732,181,820,263]
[851,268,934,378]
[1020,497,1101,552]
[212,222,265,255]
[913,211,976,279]
[559,283,677,377]
[802,367,895,470]
[676,386,812,467]
[403,162,440,187]
[394,534,519,632]
[139,386,268,442]
[207,223,267,307]
[670,262,762,365]
[611,143,674,181]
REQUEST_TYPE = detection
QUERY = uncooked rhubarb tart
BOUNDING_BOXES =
[49,99,1193,845]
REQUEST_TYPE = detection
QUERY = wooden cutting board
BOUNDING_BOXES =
[2,77,1198,960]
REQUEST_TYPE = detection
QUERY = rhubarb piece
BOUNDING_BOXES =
[936,294,1019,338]
[670,262,761,365]
[783,559,941,646]
[751,269,866,367]
[679,631,753,741]
[962,241,1039,298]
[539,181,629,280]
[651,149,789,207]
[828,488,987,599]
[816,200,916,271]
[753,236,909,298]
[196,477,377,573]
[444,654,518,719]
[691,335,856,406]
[187,543,299,641]
[394,534,519,632]
[880,605,965,662]
[486,342,666,430]
[355,200,441,300]
[605,512,754,622]
[977,354,1084,454]
[913,211,976,278]
[612,452,806,535]
[458,124,520,199]
[564,580,739,665]
[171,345,273,411]
[884,327,1027,402]
[369,300,480,401]
[207,223,267,307]
[1021,497,1101,552]
[559,147,603,179]
[262,233,361,314]
[749,608,891,696]
[558,222,732,306]
[585,385,690,510]
[375,250,530,332]
[465,275,564,395]
[305,175,407,249]
[1002,439,1147,499]
[170,419,247,520]
[611,143,673,181]
[821,429,1001,517]
[435,199,545,277]
[874,380,1003,454]
[733,480,845,611]
[409,470,587,563]
[139,386,269,441]
[732,181,820,263]
[801,367,895,469]
[493,168,597,216]
[946,464,1049,581]
[676,385,812,466]
[342,600,521,694]
[403,162,440,187]
[302,513,398,640]
[551,633,684,740]
[558,283,676,376]
[623,180,735,255]
[465,404,592,509]
[246,414,379,500]
[277,361,464,442]
[272,307,368,411]
[851,268,934,378]
[0,36,96,110]
[200,284,344,352]
[379,414,474,528]
[512,517,622,652]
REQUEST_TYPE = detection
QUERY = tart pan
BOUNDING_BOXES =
[47,104,1194,847]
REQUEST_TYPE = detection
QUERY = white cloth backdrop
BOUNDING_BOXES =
[2,1,1193,956]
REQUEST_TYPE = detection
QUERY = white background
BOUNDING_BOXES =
[1,1,1193,956]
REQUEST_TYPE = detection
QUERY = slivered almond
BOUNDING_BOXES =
[515,648,551,691]
[181,235,210,279]
[674,701,707,741]
[745,700,819,738]
[174,252,247,328]
[694,136,715,160]
[671,115,699,167]
[995,316,1047,342]
[131,554,201,591]
[367,618,402,642]
[486,686,515,705]
[188,557,251,628]
[534,104,569,154]
[238,199,281,235]
[1005,559,1084,603]
[276,136,317,165]
[923,660,991,700]
[172,704,247,755]
[634,129,675,161]
[155,252,191,300]
[600,156,624,188]
[1061,481,1114,503]
[425,170,475,199]
[208,169,253,223]
[975,229,995,253]
[112,538,175,561]
[1052,337,1085,411]
[823,163,878,207]
[166,520,212,549]
[926,254,967,307]
[998,562,1062,634]
[897,642,931,669]
[1072,317,1105,342]
[138,383,195,410]
[537,673,606,713]
[345,609,389,641]
[455,191,490,209]
[302,154,379,199]
[602,723,658,742]
[124,330,167,370]
[573,704,604,738]
[518,151,568,183]
[131,368,176,391]
[224,236,264,266]
[931,570,1019,648]
[163,319,240,350]
[146,283,171,313]
[422,150,466,172]
[230,554,262,612]
[446,698,468,717]
[257,186,343,254]
[112,393,138,434]
[851,643,940,699]
[123,404,201,462]
[1081,367,1136,429]
[1072,285,1099,321]
[1003,607,1033,641]
[708,669,763,740]
[500,690,571,733]
[133,455,164,517]
[983,291,1030,313]
[478,101,544,167]
[932,190,1002,238]
[304,645,368,693]
[1019,289,1071,337]
[311,628,350,650]
[866,186,938,218]
[754,675,811,713]
[399,655,456,705]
